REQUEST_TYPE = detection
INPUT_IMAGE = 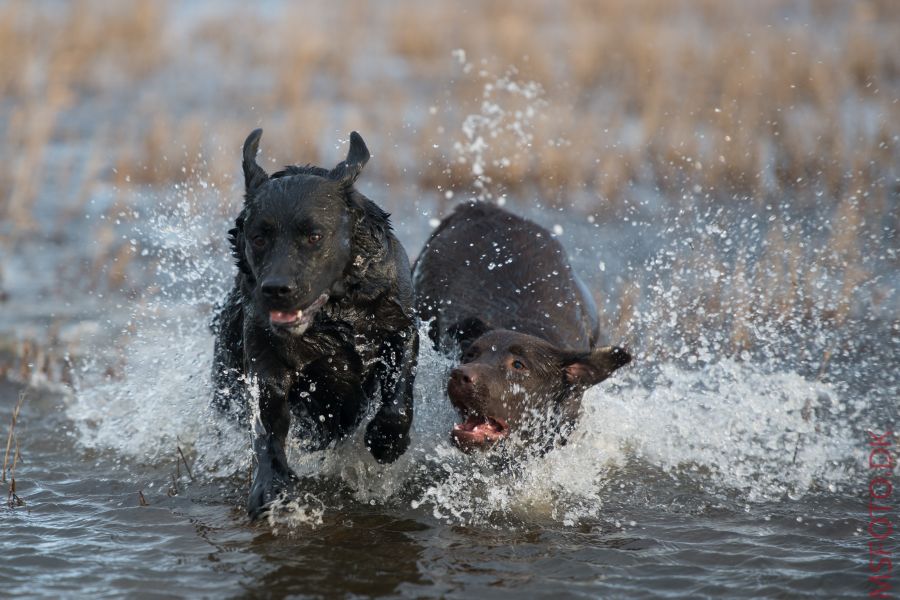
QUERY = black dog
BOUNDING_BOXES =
[212,129,418,518]
[414,202,630,453]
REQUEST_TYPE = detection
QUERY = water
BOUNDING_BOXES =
[0,375,886,597]
[1,9,898,594]
[1,185,895,596]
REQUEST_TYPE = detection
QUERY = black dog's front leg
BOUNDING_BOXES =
[365,328,418,463]
[247,375,298,519]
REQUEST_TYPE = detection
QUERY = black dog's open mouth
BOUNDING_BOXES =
[451,414,508,452]
[269,293,329,333]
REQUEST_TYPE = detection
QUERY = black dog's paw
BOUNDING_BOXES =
[365,415,411,464]
[247,465,299,520]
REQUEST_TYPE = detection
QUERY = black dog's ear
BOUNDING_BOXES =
[242,128,268,196]
[562,346,631,387]
[447,317,491,354]
[329,131,370,185]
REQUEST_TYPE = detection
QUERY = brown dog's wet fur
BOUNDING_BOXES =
[414,202,631,453]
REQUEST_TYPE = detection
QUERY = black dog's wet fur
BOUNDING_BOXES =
[212,129,417,519]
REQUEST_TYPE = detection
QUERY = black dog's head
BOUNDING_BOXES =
[231,129,375,335]
[447,326,631,452]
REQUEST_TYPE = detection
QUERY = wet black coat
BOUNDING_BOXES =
[212,130,417,518]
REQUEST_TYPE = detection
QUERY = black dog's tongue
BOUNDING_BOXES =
[270,309,302,325]
[269,294,330,328]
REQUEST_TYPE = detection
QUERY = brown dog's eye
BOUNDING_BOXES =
[512,360,526,370]
[252,236,266,249]
[308,233,322,244]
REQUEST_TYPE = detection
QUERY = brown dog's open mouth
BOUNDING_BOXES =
[269,293,329,332]
[451,415,508,451]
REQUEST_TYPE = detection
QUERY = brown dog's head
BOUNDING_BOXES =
[447,328,631,452]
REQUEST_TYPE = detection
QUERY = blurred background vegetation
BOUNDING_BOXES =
[0,0,897,380]
[2,0,897,217]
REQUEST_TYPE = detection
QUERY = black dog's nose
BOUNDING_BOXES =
[261,278,295,299]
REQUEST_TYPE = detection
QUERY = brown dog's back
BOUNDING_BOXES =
[413,201,628,453]
[414,201,599,352]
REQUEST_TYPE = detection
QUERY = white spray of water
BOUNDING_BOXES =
[68,194,249,478]
[69,287,863,528]
[265,493,326,533]
[452,52,545,205]
[410,359,860,526]
[66,61,873,531]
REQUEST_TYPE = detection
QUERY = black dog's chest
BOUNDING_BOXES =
[276,314,384,375]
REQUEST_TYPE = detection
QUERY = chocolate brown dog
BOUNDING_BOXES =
[414,202,630,453]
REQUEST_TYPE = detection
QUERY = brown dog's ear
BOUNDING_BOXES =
[562,346,631,387]
[329,131,370,185]
[242,128,269,197]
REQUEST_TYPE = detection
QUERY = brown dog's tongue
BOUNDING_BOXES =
[269,309,301,324]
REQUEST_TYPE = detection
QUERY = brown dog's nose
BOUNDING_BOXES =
[611,346,632,368]
[450,367,476,386]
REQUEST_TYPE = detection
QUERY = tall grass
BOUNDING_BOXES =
[1,1,895,209]
[0,0,896,369]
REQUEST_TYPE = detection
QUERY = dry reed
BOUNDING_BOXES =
[0,0,895,363]
[4,391,26,507]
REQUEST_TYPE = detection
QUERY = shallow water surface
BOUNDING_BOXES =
[1,171,896,597]
[1,189,896,598]
[0,339,890,599]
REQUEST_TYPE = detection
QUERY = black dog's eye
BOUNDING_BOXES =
[512,359,527,370]
[308,233,322,245]
[251,236,267,249]
[462,349,478,362]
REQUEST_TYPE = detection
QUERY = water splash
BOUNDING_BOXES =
[452,52,545,204]
[265,493,326,534]
[64,60,891,531]
[408,359,863,527]
[68,187,249,478]
[66,193,872,527]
